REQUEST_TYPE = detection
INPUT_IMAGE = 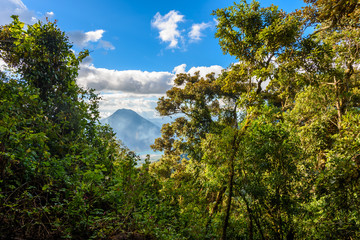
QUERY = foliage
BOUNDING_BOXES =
[149,0,360,239]
[0,17,159,239]
[1,0,360,239]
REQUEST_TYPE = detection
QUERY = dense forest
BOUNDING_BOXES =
[0,0,359,239]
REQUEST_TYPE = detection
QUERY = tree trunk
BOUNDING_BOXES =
[205,186,227,238]
[221,134,237,240]
[221,114,252,240]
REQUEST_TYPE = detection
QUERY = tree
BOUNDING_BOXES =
[2,0,359,237]
[286,1,360,238]
[0,16,93,150]
[153,1,303,238]
[0,16,160,239]
[0,16,88,101]
[151,0,360,239]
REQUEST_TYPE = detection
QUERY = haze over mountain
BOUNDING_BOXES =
[101,109,161,152]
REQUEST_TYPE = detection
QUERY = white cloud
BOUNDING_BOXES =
[173,64,187,75]
[188,65,223,77]
[151,10,185,48]
[0,0,36,25]
[85,29,105,42]
[45,11,54,18]
[78,64,173,94]
[67,30,115,50]
[189,22,212,42]
[172,64,223,78]
[151,11,217,50]
[78,63,224,94]
[77,63,225,119]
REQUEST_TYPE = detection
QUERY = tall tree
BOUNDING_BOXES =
[151,0,360,239]
[0,16,149,239]
[0,16,97,158]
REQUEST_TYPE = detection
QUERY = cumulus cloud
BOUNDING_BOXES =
[172,64,223,78]
[151,10,185,48]
[45,11,54,18]
[188,65,224,77]
[68,30,115,50]
[77,63,225,118]
[173,64,187,75]
[189,22,212,42]
[78,64,173,94]
[78,63,224,94]
[84,29,105,42]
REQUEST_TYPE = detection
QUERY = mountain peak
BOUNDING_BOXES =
[114,108,136,114]
[101,109,161,152]
[109,108,148,123]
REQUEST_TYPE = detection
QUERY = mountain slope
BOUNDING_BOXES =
[101,109,161,152]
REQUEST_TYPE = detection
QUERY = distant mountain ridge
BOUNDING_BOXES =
[101,109,161,152]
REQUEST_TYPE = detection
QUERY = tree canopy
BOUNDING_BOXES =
[1,0,360,239]
[151,0,360,239]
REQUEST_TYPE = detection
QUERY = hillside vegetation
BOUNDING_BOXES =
[0,0,359,239]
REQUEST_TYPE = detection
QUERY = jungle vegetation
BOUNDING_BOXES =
[0,0,359,239]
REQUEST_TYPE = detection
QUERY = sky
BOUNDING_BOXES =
[0,0,306,122]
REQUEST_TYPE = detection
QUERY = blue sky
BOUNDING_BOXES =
[1,0,306,121]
